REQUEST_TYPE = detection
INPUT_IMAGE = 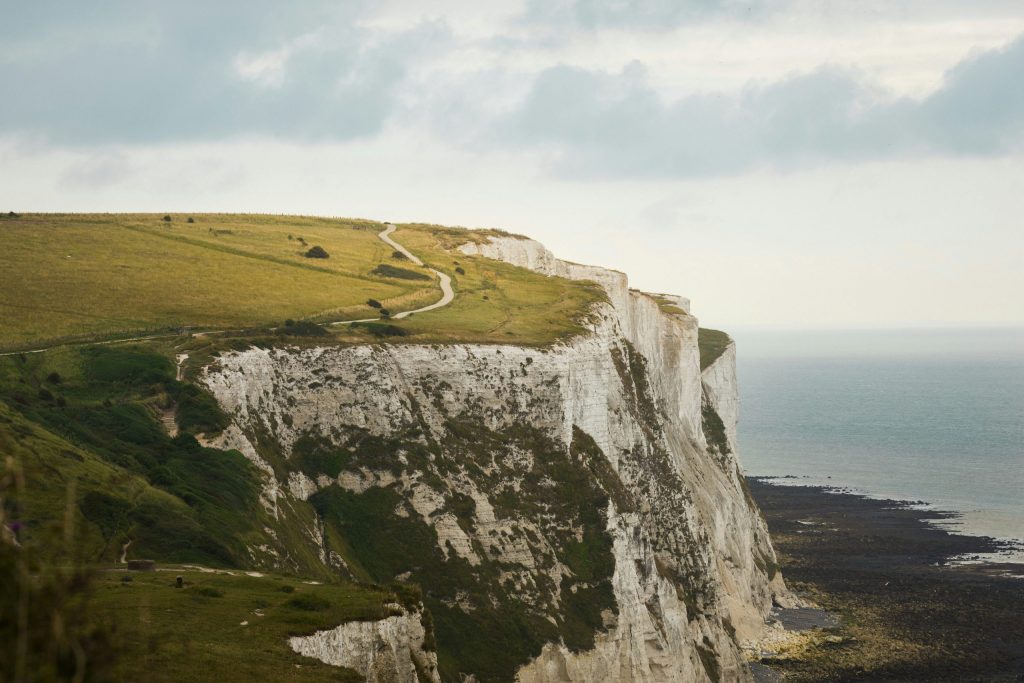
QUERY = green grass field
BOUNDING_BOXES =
[89,569,397,682]
[0,214,440,352]
[0,214,604,351]
[374,224,606,345]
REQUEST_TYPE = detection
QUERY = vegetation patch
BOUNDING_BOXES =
[698,328,731,370]
[701,398,732,459]
[372,263,432,281]
[0,346,265,567]
[276,319,329,337]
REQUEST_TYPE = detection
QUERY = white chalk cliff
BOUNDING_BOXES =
[289,604,439,683]
[202,233,786,682]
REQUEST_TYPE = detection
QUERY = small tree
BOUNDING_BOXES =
[187,217,195,224]
[162,215,172,222]
[304,246,329,259]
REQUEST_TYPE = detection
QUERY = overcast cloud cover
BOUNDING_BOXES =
[2,0,1022,327]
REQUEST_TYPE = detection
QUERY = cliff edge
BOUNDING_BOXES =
[199,232,786,682]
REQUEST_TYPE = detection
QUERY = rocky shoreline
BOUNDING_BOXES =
[747,477,1024,681]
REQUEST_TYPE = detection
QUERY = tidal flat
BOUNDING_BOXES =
[748,477,1024,682]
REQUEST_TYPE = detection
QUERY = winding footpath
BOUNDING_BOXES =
[0,224,456,356]
[368,224,454,320]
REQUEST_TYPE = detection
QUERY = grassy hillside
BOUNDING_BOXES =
[379,223,605,345]
[0,214,440,352]
[0,213,604,351]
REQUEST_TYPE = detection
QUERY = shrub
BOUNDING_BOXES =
[162,215,172,222]
[304,245,329,259]
[37,388,54,402]
[46,372,62,385]
[186,217,195,224]
[371,264,430,281]
[392,250,408,260]
[278,585,295,594]
[355,323,407,338]
[287,594,331,611]
[378,309,391,319]
[366,299,382,309]
[277,320,328,337]
[455,267,465,275]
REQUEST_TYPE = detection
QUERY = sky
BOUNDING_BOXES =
[2,0,1023,329]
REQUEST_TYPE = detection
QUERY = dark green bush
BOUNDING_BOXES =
[287,594,331,611]
[371,264,430,281]
[367,299,382,309]
[277,320,328,337]
[304,245,329,259]
[355,323,406,338]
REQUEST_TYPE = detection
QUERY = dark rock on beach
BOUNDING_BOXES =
[747,477,1024,682]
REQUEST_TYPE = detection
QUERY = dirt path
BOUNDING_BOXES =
[1,224,457,354]
[332,224,455,324]
[119,539,133,564]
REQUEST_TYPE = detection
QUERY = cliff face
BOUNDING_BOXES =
[200,235,782,682]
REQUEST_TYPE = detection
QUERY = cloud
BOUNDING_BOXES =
[518,0,1024,32]
[0,1,449,144]
[520,0,767,30]
[490,35,1024,177]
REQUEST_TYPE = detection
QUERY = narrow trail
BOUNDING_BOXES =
[119,539,133,564]
[1,224,457,355]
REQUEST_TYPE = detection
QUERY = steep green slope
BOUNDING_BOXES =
[698,327,732,370]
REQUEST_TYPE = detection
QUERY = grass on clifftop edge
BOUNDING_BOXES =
[89,569,393,683]
[698,328,732,370]
[0,213,604,351]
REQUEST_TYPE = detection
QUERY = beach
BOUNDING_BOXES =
[748,477,1024,682]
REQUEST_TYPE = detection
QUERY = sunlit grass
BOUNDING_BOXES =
[0,214,439,351]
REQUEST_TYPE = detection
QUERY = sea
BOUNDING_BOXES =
[733,328,1024,561]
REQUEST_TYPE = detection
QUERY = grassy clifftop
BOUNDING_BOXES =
[0,213,604,351]
[698,327,733,370]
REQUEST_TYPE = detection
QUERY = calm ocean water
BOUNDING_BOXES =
[734,328,1024,556]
